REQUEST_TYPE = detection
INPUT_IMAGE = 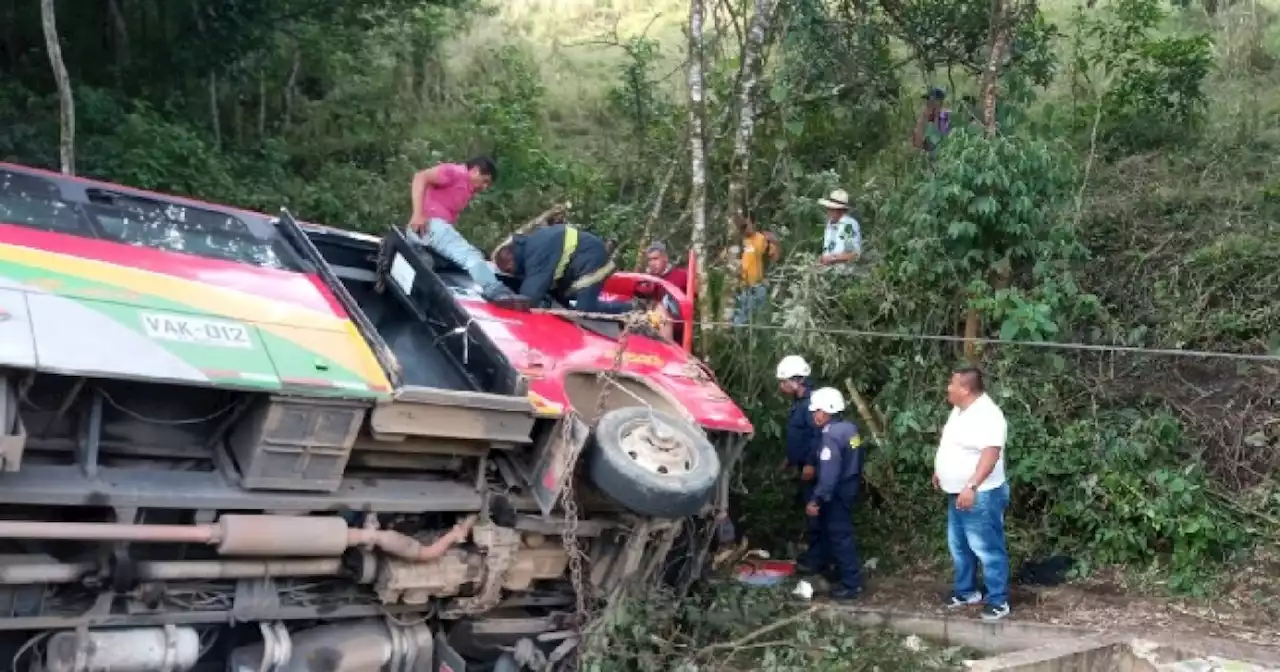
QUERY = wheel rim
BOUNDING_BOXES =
[618,418,698,477]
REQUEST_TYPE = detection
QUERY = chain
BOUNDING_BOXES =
[531,306,668,332]
[373,235,393,295]
[559,422,588,633]
[558,310,652,668]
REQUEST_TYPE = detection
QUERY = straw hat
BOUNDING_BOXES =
[817,189,850,210]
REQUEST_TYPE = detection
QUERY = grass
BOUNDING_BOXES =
[442,0,1280,145]
[443,0,689,125]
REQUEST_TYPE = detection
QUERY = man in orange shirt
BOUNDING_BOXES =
[733,214,780,325]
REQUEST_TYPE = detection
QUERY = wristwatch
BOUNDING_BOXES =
[964,482,979,492]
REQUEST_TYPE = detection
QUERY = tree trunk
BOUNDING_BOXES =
[725,0,774,226]
[979,0,1011,138]
[41,0,74,175]
[284,47,301,131]
[721,0,775,317]
[209,73,221,149]
[106,0,131,76]
[106,0,130,73]
[258,69,267,138]
[634,162,677,271]
[963,0,1013,363]
[687,0,711,330]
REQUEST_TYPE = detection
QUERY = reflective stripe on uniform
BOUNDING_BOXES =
[554,226,615,292]
[553,227,580,283]
[568,261,615,292]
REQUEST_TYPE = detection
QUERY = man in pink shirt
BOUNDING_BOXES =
[407,156,524,307]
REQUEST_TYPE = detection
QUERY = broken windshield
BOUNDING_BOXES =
[0,169,298,272]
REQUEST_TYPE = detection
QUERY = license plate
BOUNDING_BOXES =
[140,312,253,349]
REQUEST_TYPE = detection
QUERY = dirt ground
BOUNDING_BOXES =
[836,551,1280,652]
[724,532,1280,655]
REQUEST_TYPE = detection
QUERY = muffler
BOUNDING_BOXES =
[227,620,434,672]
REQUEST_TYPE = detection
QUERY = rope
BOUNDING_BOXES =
[527,308,1280,363]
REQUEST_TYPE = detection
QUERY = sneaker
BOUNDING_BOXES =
[981,603,1011,621]
[830,586,864,601]
[945,592,983,609]
[481,285,530,311]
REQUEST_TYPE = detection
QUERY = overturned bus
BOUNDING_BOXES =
[0,163,752,672]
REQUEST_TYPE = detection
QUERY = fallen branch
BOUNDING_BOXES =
[716,638,796,669]
[695,605,821,658]
[1166,602,1272,636]
[1207,488,1280,529]
[843,378,884,443]
[634,162,677,270]
[511,202,572,237]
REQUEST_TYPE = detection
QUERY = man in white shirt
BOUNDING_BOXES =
[933,367,1011,621]
[816,189,862,272]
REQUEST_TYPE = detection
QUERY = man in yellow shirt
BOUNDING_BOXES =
[733,214,780,325]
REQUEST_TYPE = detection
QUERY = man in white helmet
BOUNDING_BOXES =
[776,355,819,474]
[776,355,825,573]
[803,387,866,600]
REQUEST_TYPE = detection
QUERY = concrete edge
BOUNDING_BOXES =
[823,606,1280,669]
[823,604,1100,654]
[1123,633,1280,668]
[970,633,1280,671]
[964,634,1127,671]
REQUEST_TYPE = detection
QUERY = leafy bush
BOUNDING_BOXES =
[1076,0,1215,154]
[585,583,975,671]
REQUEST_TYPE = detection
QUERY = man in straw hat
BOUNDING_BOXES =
[817,189,862,270]
[490,222,637,315]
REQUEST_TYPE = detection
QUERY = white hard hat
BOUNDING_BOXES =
[809,387,846,414]
[775,355,811,380]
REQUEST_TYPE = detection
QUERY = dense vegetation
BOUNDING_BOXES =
[2,0,1277,628]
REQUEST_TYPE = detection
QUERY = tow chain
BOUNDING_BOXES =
[532,306,667,333]
[373,235,394,295]
[559,310,655,669]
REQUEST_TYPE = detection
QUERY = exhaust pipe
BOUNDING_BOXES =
[0,559,344,585]
[228,621,434,672]
[0,514,476,561]
[46,626,201,672]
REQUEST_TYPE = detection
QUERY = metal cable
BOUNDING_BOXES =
[529,308,1280,363]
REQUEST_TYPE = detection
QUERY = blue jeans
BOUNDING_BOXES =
[732,283,767,325]
[947,482,1010,607]
[408,219,501,291]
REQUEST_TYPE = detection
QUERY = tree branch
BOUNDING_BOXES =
[695,605,822,658]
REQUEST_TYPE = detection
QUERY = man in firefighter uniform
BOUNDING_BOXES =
[776,355,827,575]
[804,387,866,600]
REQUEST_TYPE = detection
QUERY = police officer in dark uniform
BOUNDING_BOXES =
[804,387,866,600]
[776,356,826,574]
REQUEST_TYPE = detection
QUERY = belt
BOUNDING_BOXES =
[554,226,615,292]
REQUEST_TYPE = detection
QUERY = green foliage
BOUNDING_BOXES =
[881,124,1097,342]
[880,0,1059,87]
[1075,0,1215,153]
[585,583,975,670]
[768,0,901,172]
[1,0,1275,604]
